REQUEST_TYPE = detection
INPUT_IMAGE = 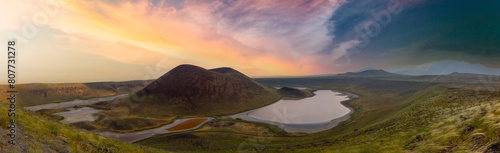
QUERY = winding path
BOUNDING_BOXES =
[99,117,213,142]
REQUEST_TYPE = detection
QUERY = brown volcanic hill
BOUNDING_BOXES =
[130,64,281,117]
[277,87,314,98]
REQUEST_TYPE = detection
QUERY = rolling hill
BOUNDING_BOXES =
[0,80,152,107]
[93,64,282,132]
[277,87,314,98]
[129,64,281,117]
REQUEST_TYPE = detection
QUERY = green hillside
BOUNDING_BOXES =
[135,71,500,152]
[0,101,165,152]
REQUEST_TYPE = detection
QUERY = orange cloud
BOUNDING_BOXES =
[37,0,342,78]
[47,0,326,75]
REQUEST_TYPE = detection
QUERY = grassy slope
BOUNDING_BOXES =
[135,78,435,151]
[0,101,166,153]
[6,73,499,152]
[291,86,500,152]
[137,84,500,152]
[136,74,500,152]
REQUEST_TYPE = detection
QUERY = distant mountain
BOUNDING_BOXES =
[354,67,377,73]
[338,69,404,78]
[131,64,280,117]
[385,61,500,76]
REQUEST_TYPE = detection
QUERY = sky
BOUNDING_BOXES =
[1,0,499,83]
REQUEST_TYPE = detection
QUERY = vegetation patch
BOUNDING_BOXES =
[34,108,69,121]
[166,119,207,131]
[277,87,314,98]
[97,117,171,133]
[70,121,101,131]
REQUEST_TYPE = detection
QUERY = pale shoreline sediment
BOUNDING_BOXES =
[225,89,358,134]
[24,88,359,141]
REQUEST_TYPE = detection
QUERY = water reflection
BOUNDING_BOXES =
[248,90,350,124]
[53,107,103,124]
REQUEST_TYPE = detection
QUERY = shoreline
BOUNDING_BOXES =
[22,94,214,142]
[225,89,358,134]
[24,88,359,141]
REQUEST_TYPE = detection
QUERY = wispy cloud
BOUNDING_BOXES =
[7,0,494,83]
[18,0,350,78]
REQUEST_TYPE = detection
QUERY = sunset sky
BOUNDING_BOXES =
[1,0,499,83]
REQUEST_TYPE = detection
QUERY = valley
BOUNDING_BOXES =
[22,87,350,142]
[3,66,500,152]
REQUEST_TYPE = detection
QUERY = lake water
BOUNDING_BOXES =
[247,90,351,124]
[24,94,214,142]
[53,107,103,124]
[24,90,354,139]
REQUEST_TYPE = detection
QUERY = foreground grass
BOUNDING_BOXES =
[0,101,166,153]
[136,83,500,152]
[286,86,500,152]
